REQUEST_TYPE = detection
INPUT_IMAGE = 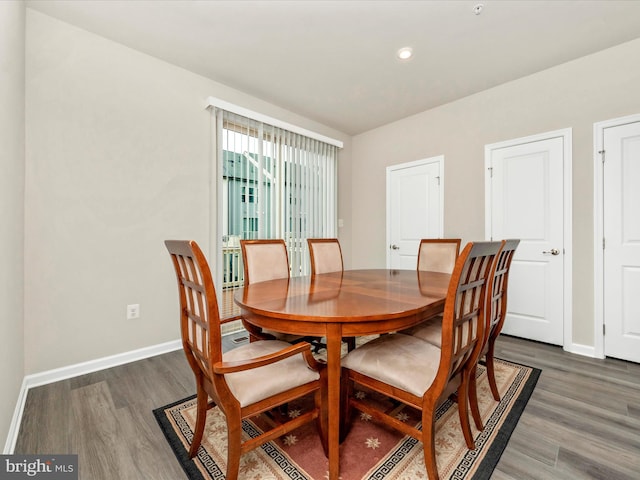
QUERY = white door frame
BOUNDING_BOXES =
[484,128,573,352]
[593,113,640,359]
[386,155,444,268]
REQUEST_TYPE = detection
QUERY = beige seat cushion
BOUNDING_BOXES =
[341,333,441,397]
[402,316,443,347]
[223,340,320,407]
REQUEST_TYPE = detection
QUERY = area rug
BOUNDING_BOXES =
[154,358,540,480]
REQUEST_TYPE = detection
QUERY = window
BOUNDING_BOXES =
[212,104,341,292]
[241,186,256,204]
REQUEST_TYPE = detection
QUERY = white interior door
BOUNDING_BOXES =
[387,157,443,270]
[486,131,569,346]
[602,120,640,362]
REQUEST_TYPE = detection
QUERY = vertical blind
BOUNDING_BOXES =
[215,108,339,279]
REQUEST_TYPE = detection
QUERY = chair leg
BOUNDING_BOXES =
[486,339,501,401]
[469,364,484,431]
[345,337,356,351]
[340,371,356,442]
[225,411,243,480]
[457,371,476,450]
[189,385,208,458]
[422,404,440,480]
[314,386,329,457]
[311,338,326,353]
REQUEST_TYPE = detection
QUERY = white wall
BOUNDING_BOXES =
[351,37,640,347]
[0,1,26,450]
[24,10,351,374]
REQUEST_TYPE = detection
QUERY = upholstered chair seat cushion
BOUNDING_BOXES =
[402,317,443,347]
[341,333,441,397]
[223,340,320,407]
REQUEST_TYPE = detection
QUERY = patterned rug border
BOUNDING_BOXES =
[464,358,540,480]
[155,393,204,480]
[153,358,540,480]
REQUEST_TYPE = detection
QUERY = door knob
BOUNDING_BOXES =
[542,248,560,255]
[390,244,399,250]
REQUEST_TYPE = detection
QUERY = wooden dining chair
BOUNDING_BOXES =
[341,241,501,480]
[468,239,520,430]
[401,238,462,343]
[240,239,304,343]
[307,238,356,351]
[240,239,328,350]
[241,239,290,285]
[165,240,326,480]
[417,238,462,273]
[308,238,343,275]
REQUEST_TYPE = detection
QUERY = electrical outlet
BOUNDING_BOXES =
[126,304,140,320]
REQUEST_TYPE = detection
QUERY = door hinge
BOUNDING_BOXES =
[603,237,605,249]
[435,175,441,186]
[488,166,493,178]
[603,324,606,335]
[598,149,605,163]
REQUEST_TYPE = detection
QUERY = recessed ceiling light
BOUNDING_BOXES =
[396,47,413,61]
[473,4,484,15]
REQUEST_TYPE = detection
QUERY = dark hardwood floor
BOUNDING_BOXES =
[14,334,640,479]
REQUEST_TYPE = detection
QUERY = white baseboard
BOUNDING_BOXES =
[3,339,182,454]
[564,342,598,358]
[24,339,183,389]
[3,376,29,455]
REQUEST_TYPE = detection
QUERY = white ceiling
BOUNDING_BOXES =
[26,0,640,135]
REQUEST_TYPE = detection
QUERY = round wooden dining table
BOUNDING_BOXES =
[234,268,450,480]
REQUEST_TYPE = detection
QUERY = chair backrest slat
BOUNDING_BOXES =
[436,241,502,387]
[165,240,223,381]
[485,239,520,346]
